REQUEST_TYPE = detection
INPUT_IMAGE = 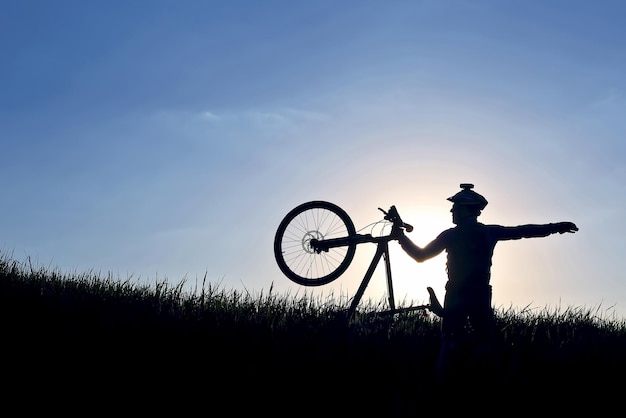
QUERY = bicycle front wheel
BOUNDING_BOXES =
[274,201,357,286]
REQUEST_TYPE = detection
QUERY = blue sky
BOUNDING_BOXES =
[2,1,625,318]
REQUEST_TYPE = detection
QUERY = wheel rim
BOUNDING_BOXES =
[274,201,356,286]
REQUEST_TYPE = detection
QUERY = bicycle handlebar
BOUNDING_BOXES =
[379,205,413,232]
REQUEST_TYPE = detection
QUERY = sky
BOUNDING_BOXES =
[2,0,625,319]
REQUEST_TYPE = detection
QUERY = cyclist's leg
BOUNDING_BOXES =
[435,291,468,386]
[466,287,498,380]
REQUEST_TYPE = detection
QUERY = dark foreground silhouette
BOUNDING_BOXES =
[5,242,625,415]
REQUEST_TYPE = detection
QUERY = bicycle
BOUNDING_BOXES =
[273,201,441,320]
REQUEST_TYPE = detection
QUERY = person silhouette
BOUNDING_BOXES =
[392,183,578,386]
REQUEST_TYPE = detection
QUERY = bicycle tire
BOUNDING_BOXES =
[274,201,357,286]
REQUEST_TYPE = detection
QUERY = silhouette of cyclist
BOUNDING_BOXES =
[393,183,578,385]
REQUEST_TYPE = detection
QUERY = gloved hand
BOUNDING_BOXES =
[555,222,579,234]
[426,286,444,317]
[390,224,406,240]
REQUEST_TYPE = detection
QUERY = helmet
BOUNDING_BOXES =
[447,183,488,210]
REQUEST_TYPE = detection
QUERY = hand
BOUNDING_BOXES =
[390,224,405,240]
[556,222,579,234]
[426,286,444,317]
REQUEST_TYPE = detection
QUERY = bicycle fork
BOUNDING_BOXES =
[347,241,395,321]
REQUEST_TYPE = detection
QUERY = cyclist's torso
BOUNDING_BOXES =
[439,222,497,292]
[436,220,551,292]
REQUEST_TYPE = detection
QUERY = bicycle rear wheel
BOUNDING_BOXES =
[274,201,357,286]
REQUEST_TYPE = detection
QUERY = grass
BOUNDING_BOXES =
[1,252,625,413]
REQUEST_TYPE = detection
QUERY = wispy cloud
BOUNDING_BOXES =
[151,107,328,134]
[200,111,220,120]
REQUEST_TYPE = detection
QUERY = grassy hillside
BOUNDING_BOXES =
[1,253,624,414]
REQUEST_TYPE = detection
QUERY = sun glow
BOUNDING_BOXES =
[386,207,451,308]
[323,203,453,310]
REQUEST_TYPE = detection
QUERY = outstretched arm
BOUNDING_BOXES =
[495,221,579,240]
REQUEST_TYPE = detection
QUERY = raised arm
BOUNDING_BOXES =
[394,229,448,263]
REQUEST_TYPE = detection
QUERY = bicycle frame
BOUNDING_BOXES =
[311,225,402,320]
